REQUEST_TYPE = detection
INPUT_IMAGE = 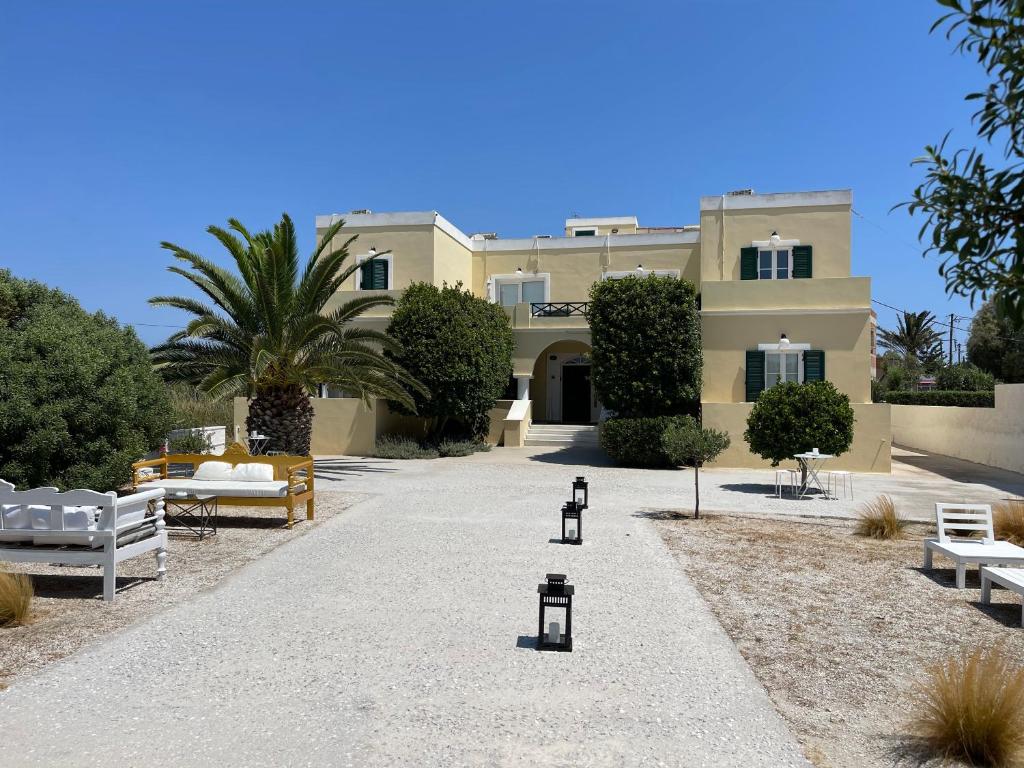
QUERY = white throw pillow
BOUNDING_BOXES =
[230,462,274,482]
[193,461,234,481]
[1,504,33,530]
[30,506,98,530]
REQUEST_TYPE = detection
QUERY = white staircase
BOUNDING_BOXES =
[525,423,600,448]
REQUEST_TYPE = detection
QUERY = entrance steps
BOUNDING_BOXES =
[524,423,600,447]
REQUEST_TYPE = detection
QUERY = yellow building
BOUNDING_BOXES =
[240,189,889,470]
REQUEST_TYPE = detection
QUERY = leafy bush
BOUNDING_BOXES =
[437,439,490,458]
[372,435,439,460]
[600,416,692,467]
[882,390,995,407]
[0,270,172,491]
[936,362,995,392]
[662,416,730,518]
[167,430,213,455]
[744,381,855,467]
[588,275,701,418]
[855,495,909,540]
[0,572,33,627]
[386,282,513,440]
[914,646,1024,768]
[994,500,1024,547]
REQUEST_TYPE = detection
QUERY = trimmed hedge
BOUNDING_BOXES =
[882,390,995,407]
[599,416,692,467]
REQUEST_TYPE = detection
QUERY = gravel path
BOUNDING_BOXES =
[0,455,808,767]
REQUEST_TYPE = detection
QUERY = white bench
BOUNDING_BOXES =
[0,482,167,601]
[981,567,1024,627]
[923,503,1024,589]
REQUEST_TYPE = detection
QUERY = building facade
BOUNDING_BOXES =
[242,189,889,469]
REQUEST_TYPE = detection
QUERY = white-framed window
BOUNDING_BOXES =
[571,227,597,237]
[490,273,550,307]
[751,235,800,281]
[602,268,681,280]
[758,341,810,389]
[355,253,394,290]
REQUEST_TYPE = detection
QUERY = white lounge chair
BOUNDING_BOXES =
[923,503,1024,589]
[0,480,167,601]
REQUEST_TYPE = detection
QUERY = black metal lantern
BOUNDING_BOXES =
[572,476,588,509]
[561,500,582,545]
[537,573,573,652]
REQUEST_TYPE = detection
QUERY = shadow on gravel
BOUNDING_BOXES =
[719,482,824,500]
[913,565,981,590]
[314,458,398,481]
[514,635,539,650]
[528,447,617,467]
[633,509,695,521]
[27,573,155,600]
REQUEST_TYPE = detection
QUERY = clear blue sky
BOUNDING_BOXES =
[0,1,988,352]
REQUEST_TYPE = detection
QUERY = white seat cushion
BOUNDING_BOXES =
[192,461,234,481]
[1,504,42,542]
[230,463,275,482]
[142,478,290,498]
[32,505,101,547]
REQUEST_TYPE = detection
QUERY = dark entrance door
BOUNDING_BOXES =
[561,365,592,424]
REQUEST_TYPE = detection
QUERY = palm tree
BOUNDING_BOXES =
[878,310,944,369]
[150,213,422,455]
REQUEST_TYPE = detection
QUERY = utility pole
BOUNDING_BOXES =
[949,313,955,366]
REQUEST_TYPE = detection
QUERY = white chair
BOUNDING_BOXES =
[775,469,798,498]
[828,470,853,499]
[923,503,1024,589]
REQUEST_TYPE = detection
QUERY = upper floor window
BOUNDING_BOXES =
[572,228,597,237]
[765,350,801,387]
[356,252,393,290]
[741,234,812,280]
[491,273,550,307]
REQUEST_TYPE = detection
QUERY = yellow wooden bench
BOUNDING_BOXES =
[131,442,314,528]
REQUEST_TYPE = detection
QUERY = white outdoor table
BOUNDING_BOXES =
[793,452,834,499]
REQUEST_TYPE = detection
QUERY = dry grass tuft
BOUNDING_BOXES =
[914,645,1024,768]
[0,572,33,627]
[854,495,909,540]
[994,500,1024,547]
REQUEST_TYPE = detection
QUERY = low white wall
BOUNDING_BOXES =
[891,384,1024,475]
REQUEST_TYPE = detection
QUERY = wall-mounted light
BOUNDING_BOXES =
[516,266,523,275]
[369,247,377,256]
[779,333,790,350]
[769,231,780,247]
[636,264,644,274]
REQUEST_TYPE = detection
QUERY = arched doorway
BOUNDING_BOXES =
[531,340,599,424]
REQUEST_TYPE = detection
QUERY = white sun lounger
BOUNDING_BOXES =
[923,503,1024,589]
[980,567,1024,627]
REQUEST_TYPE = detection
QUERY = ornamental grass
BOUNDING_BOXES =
[0,572,33,627]
[854,495,909,540]
[994,500,1024,547]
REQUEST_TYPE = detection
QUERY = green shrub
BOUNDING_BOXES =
[588,275,701,417]
[386,282,513,440]
[883,390,995,407]
[372,435,439,460]
[600,416,692,467]
[0,270,172,490]
[936,363,995,392]
[167,430,213,455]
[437,439,490,458]
[744,381,855,466]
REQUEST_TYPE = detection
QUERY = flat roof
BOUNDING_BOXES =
[699,189,852,211]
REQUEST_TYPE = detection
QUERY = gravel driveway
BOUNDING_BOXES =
[0,453,808,767]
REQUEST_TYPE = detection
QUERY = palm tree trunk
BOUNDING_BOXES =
[246,384,314,456]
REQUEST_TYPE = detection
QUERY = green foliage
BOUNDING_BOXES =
[588,276,701,417]
[599,416,693,467]
[936,362,995,391]
[744,381,855,466]
[878,310,944,370]
[437,439,490,458]
[882,390,995,407]
[386,282,513,440]
[968,301,1024,382]
[167,430,214,455]
[167,382,233,429]
[371,435,438,460]
[0,270,172,490]
[903,0,1024,329]
[662,416,730,518]
[151,213,422,455]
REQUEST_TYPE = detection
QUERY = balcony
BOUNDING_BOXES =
[502,302,590,329]
[530,302,588,318]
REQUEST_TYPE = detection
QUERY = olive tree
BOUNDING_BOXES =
[662,417,730,519]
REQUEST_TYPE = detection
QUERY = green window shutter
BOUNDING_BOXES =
[740,247,758,280]
[804,349,825,382]
[745,350,766,401]
[360,259,388,290]
[792,245,813,279]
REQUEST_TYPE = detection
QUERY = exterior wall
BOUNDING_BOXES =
[703,402,892,473]
[701,310,873,404]
[234,397,377,456]
[699,191,852,282]
[891,384,1024,475]
[433,227,473,288]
